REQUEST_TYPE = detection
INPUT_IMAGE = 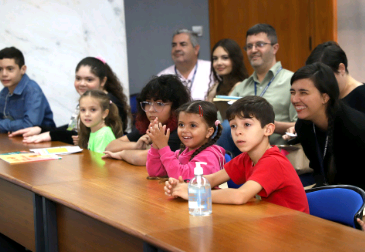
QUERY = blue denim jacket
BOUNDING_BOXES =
[0,73,56,132]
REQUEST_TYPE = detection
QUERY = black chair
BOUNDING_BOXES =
[305,185,365,229]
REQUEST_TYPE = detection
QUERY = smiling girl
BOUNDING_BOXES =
[103,75,190,165]
[146,101,225,180]
[206,39,248,101]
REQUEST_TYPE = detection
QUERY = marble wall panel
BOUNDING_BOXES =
[0,0,129,127]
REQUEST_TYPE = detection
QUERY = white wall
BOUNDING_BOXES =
[0,0,129,126]
[338,0,365,82]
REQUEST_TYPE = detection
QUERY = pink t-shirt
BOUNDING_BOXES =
[147,145,225,180]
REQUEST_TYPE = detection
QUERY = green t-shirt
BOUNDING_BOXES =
[88,126,116,153]
[230,61,297,145]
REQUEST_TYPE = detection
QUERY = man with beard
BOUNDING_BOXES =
[217,24,297,156]
[158,29,211,100]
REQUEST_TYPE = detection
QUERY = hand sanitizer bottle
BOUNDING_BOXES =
[188,162,212,216]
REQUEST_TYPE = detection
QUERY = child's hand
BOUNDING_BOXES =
[164,176,188,200]
[149,117,159,129]
[146,120,170,150]
[357,218,365,231]
[135,134,151,150]
[8,126,42,137]
[102,150,123,160]
[72,135,79,146]
[23,132,51,143]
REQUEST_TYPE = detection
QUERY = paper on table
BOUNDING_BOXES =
[0,153,61,164]
[30,146,83,155]
[0,151,31,155]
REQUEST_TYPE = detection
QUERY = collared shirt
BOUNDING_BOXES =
[231,61,297,145]
[158,59,212,100]
[0,73,56,132]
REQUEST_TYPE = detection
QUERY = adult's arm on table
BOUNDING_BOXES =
[119,149,148,166]
[105,135,137,152]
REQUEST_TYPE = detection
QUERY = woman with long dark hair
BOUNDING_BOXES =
[288,62,365,189]
[206,39,248,101]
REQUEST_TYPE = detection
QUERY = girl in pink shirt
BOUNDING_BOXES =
[146,100,225,180]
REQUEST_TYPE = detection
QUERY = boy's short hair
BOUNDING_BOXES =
[226,96,275,128]
[0,47,25,68]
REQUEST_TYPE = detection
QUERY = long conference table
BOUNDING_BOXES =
[1,133,365,252]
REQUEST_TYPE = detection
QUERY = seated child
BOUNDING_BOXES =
[0,47,55,132]
[78,90,123,153]
[103,75,190,165]
[8,56,130,144]
[146,100,225,180]
[164,96,309,213]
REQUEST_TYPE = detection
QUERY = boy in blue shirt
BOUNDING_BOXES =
[0,47,55,132]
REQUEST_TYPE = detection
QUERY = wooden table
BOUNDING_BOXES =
[0,135,74,251]
[1,134,365,252]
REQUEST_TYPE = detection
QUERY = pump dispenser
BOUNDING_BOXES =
[188,162,212,216]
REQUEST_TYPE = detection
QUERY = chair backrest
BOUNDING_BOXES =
[306,185,365,229]
[224,153,232,163]
[224,151,243,189]
[129,93,139,124]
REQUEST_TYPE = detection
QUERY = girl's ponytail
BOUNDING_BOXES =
[190,123,222,160]
[105,102,124,138]
[103,63,131,132]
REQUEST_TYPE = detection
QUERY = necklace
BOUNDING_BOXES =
[313,123,329,185]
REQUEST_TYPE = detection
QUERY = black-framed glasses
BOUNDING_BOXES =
[140,101,170,112]
[243,42,274,51]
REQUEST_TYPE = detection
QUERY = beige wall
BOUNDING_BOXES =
[338,0,365,82]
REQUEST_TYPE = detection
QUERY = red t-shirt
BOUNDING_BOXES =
[224,146,309,213]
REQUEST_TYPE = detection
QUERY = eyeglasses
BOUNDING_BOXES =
[243,42,274,51]
[140,101,170,112]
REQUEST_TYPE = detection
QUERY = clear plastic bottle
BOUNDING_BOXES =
[188,162,212,216]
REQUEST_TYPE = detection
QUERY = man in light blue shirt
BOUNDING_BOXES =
[0,47,55,132]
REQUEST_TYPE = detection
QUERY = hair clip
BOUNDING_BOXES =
[215,120,221,126]
[199,105,203,117]
[96,56,106,64]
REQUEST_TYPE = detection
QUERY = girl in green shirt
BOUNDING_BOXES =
[78,90,123,153]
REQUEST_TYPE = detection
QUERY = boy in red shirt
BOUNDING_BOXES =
[164,96,309,213]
